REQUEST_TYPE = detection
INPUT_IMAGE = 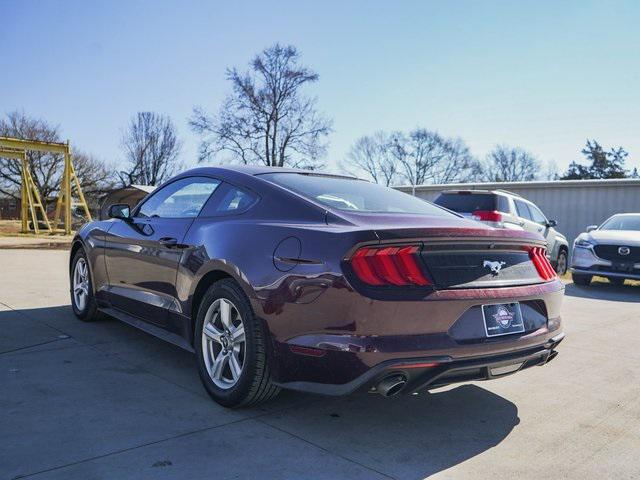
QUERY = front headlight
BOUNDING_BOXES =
[574,238,593,248]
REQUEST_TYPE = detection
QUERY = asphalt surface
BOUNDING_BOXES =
[1,249,639,480]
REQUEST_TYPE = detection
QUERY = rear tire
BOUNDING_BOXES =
[194,279,280,408]
[70,248,100,322]
[555,250,568,276]
[572,273,592,286]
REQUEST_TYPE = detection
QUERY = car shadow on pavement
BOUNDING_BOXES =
[252,384,520,479]
[2,305,520,479]
[564,280,640,302]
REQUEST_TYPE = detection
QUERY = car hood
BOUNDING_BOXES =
[586,230,640,246]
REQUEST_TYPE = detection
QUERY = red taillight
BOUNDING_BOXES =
[472,210,503,222]
[529,247,556,281]
[349,245,431,286]
[389,362,439,369]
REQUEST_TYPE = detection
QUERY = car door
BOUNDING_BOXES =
[103,176,220,326]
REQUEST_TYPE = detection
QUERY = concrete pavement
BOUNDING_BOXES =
[1,250,638,479]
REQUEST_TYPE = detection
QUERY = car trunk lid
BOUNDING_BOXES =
[342,217,553,290]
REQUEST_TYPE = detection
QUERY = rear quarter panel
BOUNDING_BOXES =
[177,218,378,322]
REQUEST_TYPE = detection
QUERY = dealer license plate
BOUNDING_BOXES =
[482,302,525,337]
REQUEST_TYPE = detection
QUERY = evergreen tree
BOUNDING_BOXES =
[560,140,629,179]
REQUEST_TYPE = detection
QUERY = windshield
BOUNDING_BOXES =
[260,173,455,216]
[600,214,640,231]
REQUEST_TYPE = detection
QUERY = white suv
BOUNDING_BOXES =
[434,189,570,275]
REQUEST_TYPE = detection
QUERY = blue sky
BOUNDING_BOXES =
[2,0,639,177]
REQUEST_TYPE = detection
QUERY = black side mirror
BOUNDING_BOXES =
[108,203,131,220]
[546,219,557,228]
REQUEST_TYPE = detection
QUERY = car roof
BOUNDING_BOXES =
[440,189,524,199]
[440,189,493,194]
[175,164,357,179]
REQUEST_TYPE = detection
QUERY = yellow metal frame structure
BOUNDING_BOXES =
[0,136,92,235]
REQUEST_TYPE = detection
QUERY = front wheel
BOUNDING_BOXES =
[195,279,280,408]
[572,273,592,286]
[555,250,568,276]
[70,247,100,321]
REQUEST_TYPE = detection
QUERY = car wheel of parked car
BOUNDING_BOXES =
[195,279,280,408]
[555,250,568,276]
[608,277,625,286]
[571,273,592,286]
[70,248,100,321]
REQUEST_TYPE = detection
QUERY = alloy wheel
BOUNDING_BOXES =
[201,298,246,389]
[556,252,567,276]
[73,258,90,312]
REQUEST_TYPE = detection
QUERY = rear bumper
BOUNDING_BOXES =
[275,333,565,395]
[262,278,564,393]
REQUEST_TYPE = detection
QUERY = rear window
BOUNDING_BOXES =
[260,173,454,216]
[434,193,497,213]
[215,187,256,213]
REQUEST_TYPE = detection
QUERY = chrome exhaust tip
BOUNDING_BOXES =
[376,374,407,397]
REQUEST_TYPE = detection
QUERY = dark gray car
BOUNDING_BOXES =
[69,166,565,408]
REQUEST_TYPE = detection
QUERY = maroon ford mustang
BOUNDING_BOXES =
[70,166,564,407]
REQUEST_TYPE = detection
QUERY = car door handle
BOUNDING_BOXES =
[158,237,178,248]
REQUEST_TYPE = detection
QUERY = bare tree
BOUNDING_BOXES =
[0,111,115,207]
[118,112,182,186]
[543,159,560,180]
[430,137,481,184]
[340,131,398,186]
[73,150,117,198]
[481,145,539,182]
[190,44,332,169]
[389,128,479,187]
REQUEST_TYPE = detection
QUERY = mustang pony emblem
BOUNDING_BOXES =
[483,260,506,274]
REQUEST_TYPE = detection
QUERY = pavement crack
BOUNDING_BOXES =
[0,336,70,355]
[12,417,253,479]
[13,396,336,479]
[253,417,397,480]
[0,301,79,342]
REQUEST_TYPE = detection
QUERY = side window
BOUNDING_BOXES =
[137,177,220,219]
[215,186,257,214]
[496,195,510,213]
[514,199,533,221]
[528,204,547,225]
